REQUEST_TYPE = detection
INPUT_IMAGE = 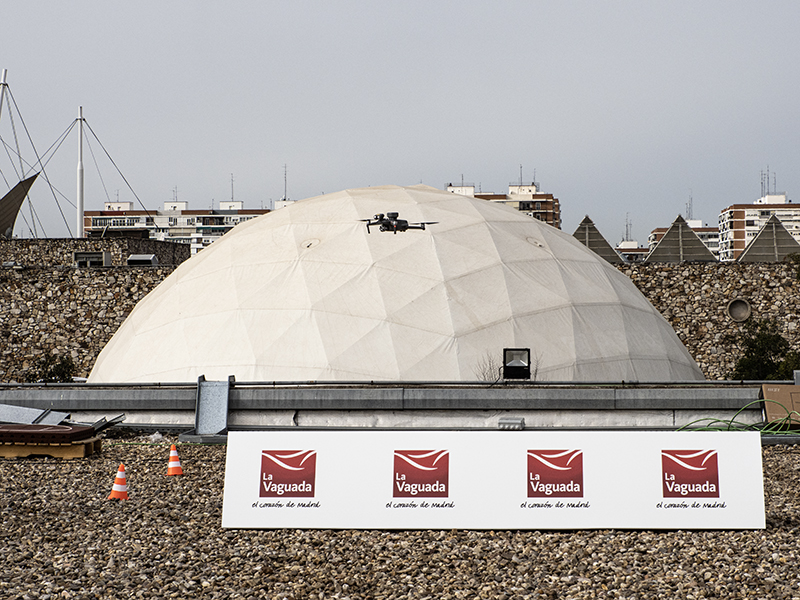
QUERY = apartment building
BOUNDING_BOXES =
[84,201,269,255]
[718,193,800,261]
[446,182,562,229]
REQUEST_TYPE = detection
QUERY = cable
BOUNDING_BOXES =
[84,132,112,204]
[677,399,800,434]
[3,88,74,236]
[84,120,154,221]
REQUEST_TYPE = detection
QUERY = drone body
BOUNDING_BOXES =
[361,212,437,234]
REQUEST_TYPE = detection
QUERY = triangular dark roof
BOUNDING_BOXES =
[738,214,800,262]
[646,215,716,262]
[572,215,622,263]
[0,173,39,239]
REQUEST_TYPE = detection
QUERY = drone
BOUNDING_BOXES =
[360,212,437,234]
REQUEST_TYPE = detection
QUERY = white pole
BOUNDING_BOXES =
[0,69,7,123]
[76,106,84,238]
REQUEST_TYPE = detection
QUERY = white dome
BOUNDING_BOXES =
[88,185,703,383]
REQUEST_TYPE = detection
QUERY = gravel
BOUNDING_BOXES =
[1,435,799,599]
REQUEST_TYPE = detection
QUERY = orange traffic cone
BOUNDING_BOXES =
[166,444,183,476]
[108,463,129,500]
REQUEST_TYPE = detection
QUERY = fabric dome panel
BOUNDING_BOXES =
[88,185,703,383]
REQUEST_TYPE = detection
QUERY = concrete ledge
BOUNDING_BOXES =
[230,387,405,410]
[178,433,228,444]
[615,387,761,410]
[761,435,800,445]
[0,387,196,411]
[402,388,616,409]
[0,383,765,430]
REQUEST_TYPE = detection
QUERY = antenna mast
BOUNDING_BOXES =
[0,69,7,123]
[231,173,234,202]
[283,164,288,201]
[767,165,769,195]
[686,190,693,221]
[76,106,84,238]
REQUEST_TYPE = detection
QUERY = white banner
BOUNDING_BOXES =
[222,430,765,529]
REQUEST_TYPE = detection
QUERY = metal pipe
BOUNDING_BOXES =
[76,106,84,238]
[0,69,7,122]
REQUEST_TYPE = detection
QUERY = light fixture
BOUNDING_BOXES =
[503,348,531,380]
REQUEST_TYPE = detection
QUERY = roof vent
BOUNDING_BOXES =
[74,251,111,268]
[127,254,158,266]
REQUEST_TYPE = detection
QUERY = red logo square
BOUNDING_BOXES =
[661,450,719,498]
[260,450,316,497]
[527,450,583,498]
[393,450,449,497]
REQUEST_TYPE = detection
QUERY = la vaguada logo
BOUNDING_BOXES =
[527,450,584,498]
[393,450,449,498]
[661,449,719,498]
[260,450,316,498]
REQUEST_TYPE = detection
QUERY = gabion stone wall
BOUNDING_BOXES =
[0,267,173,382]
[1,259,797,382]
[619,262,800,380]
[0,238,190,267]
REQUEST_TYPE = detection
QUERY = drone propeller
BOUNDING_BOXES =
[358,213,436,234]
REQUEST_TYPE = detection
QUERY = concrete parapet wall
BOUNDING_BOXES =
[0,383,764,429]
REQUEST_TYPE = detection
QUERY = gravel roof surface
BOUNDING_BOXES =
[1,434,798,600]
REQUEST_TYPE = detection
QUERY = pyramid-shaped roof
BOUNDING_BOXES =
[646,215,716,262]
[738,215,800,262]
[572,215,622,263]
[0,173,38,239]
[89,185,703,383]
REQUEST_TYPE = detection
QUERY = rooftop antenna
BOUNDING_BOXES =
[231,173,234,202]
[173,186,178,203]
[283,164,288,201]
[767,165,770,196]
[773,172,777,195]
[76,106,84,238]
[624,213,633,242]
[519,164,523,185]
[686,189,693,221]
[460,173,464,187]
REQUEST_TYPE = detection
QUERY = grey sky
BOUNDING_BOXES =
[3,1,799,244]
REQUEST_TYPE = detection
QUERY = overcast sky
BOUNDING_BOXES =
[3,1,799,243]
